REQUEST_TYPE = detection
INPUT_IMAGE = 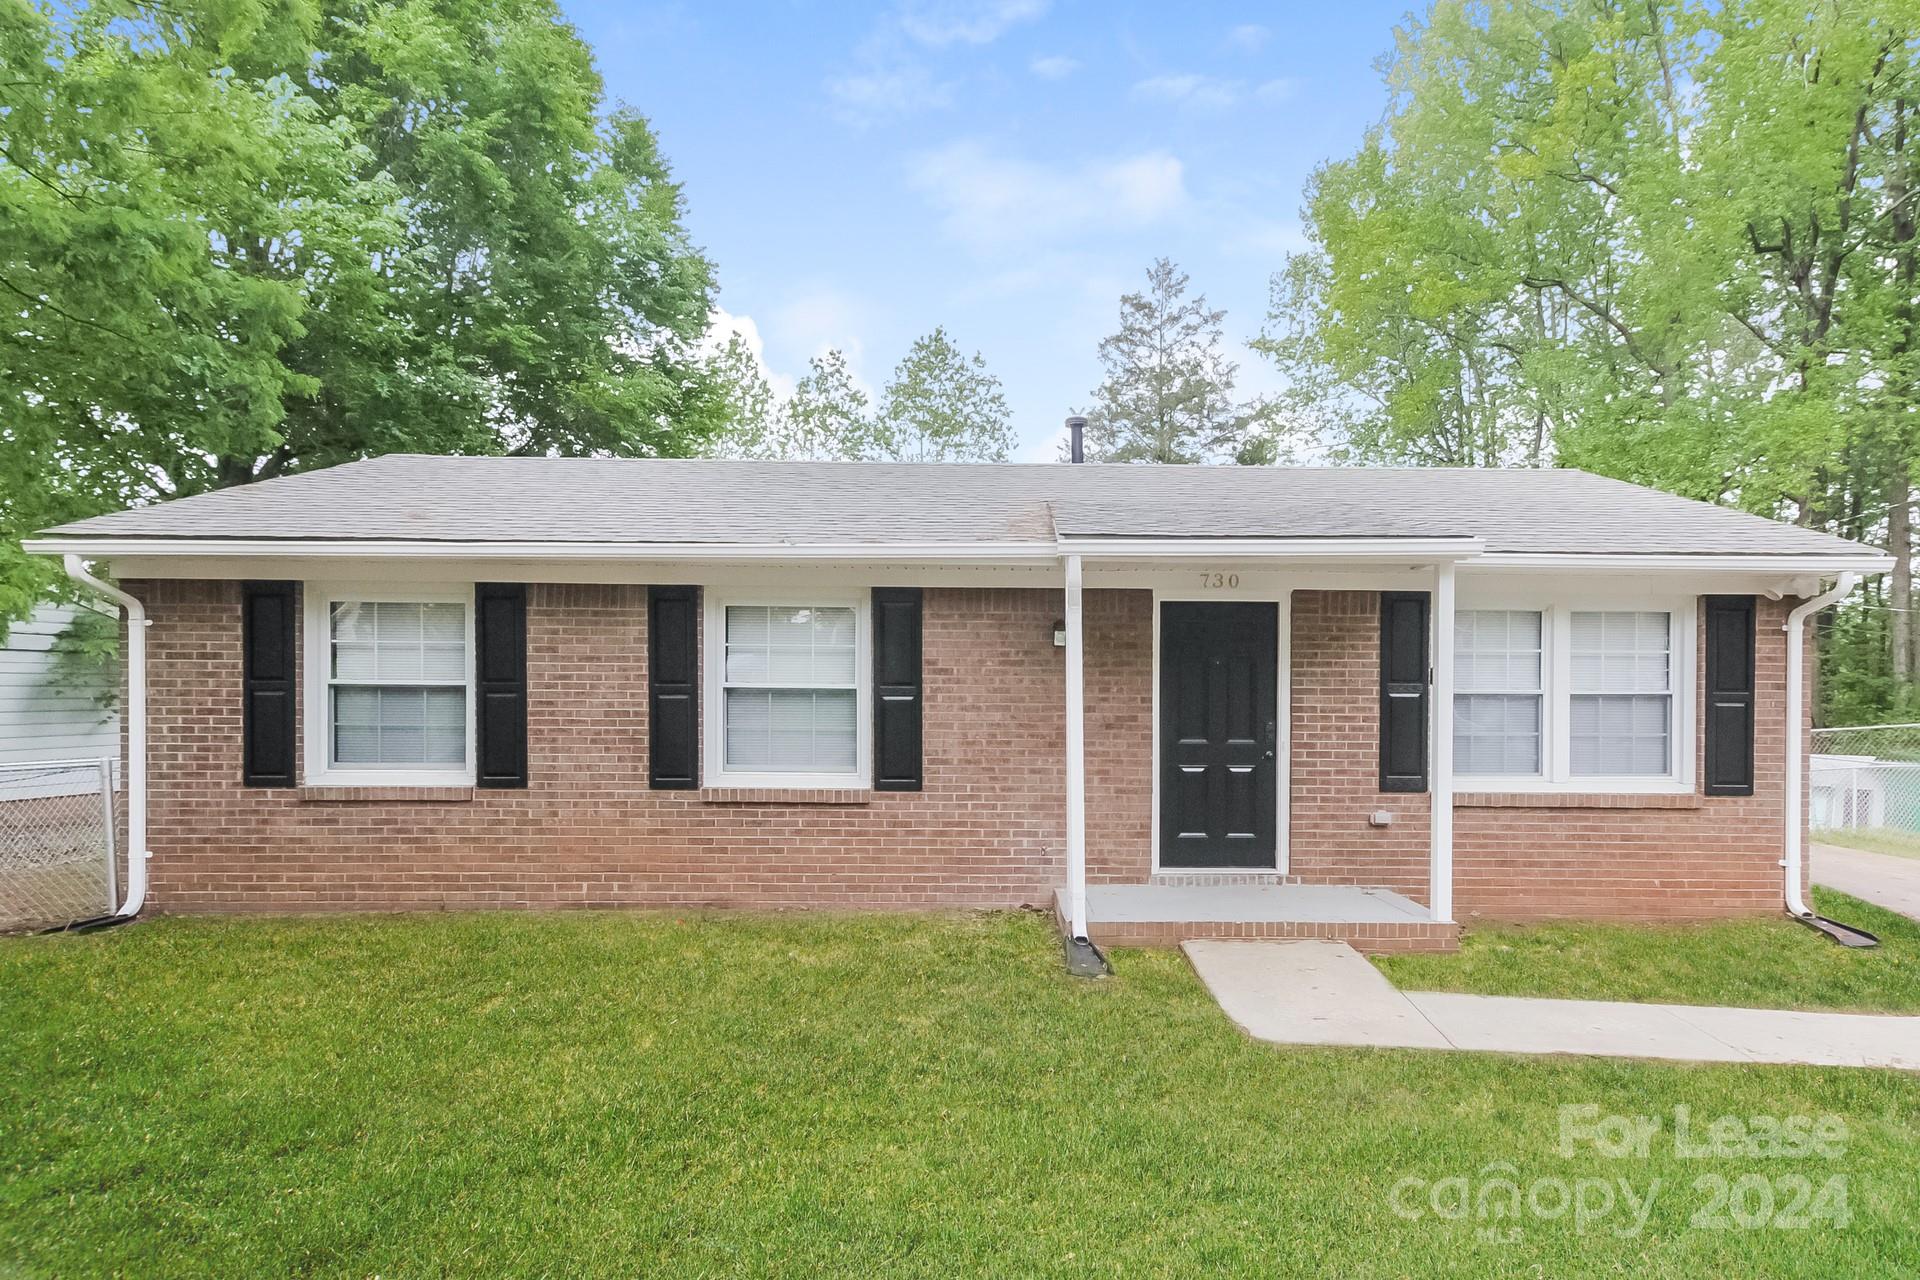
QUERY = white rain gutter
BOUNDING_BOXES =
[23,537,1069,563]
[60,555,148,917]
[1782,572,1857,918]
[1475,552,1892,575]
[1063,554,1089,941]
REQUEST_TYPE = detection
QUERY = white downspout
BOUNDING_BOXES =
[1783,572,1856,919]
[1063,553,1088,940]
[61,555,148,917]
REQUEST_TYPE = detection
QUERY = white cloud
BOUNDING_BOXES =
[1130,72,1301,113]
[1227,23,1270,52]
[828,0,1050,121]
[703,309,796,400]
[1101,152,1190,221]
[1028,53,1080,80]
[827,63,954,119]
[898,0,1048,47]
[1225,217,1312,258]
[909,140,1189,254]
[771,290,871,365]
[1131,73,1244,112]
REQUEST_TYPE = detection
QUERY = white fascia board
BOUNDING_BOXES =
[23,537,1064,564]
[1052,536,1487,560]
[27,537,1889,577]
[25,534,1488,563]
[1474,552,1894,575]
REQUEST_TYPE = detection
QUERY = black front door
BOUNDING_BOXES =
[1159,602,1279,868]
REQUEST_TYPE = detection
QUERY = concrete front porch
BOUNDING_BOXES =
[1056,882,1461,953]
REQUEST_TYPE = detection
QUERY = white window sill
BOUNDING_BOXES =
[304,769,476,790]
[704,772,868,791]
[1451,776,1692,796]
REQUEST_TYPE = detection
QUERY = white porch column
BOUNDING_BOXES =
[1429,560,1455,923]
[1064,553,1089,939]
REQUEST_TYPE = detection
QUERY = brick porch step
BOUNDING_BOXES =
[1056,883,1461,955]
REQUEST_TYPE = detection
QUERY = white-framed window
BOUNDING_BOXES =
[1454,610,1544,776]
[1452,597,1692,792]
[303,584,476,787]
[1569,610,1672,777]
[703,592,870,788]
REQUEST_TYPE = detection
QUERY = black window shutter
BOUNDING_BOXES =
[872,588,924,791]
[474,583,529,788]
[241,581,297,787]
[1704,594,1757,797]
[649,586,699,789]
[1379,591,1431,793]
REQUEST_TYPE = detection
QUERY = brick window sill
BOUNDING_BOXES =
[698,787,874,806]
[298,786,476,804]
[1455,791,1703,810]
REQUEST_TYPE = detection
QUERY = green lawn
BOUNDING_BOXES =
[1813,827,1920,859]
[4,910,1917,1277]
[1375,889,1920,1014]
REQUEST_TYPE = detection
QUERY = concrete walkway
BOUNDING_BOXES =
[1184,940,1920,1071]
[1815,842,1920,922]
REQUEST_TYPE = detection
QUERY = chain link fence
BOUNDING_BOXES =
[0,759,120,933]
[1810,724,1920,857]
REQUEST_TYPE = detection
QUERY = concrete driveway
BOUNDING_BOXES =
[1814,843,1920,922]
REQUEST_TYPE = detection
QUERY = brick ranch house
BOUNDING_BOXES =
[26,455,1890,954]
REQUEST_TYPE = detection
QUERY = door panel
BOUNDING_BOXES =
[1159,602,1279,868]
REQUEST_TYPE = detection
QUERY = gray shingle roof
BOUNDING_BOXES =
[37,454,1880,559]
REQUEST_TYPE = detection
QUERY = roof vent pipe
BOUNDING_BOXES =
[1066,415,1086,464]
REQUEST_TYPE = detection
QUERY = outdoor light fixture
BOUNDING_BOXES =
[1052,620,1067,648]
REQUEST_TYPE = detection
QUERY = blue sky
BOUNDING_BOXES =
[563,1,1411,458]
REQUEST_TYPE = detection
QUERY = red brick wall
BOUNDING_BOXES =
[1287,590,1802,922]
[1449,597,1801,921]
[1289,592,1434,900]
[125,578,1798,922]
[127,580,1153,914]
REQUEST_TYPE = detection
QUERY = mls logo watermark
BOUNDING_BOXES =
[1387,1103,1851,1241]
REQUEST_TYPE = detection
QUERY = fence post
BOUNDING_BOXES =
[97,756,117,910]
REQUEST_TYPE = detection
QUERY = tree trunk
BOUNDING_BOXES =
[1892,465,1913,683]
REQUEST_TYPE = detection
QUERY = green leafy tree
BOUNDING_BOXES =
[713,332,1014,462]
[1082,259,1273,464]
[0,0,720,628]
[876,327,1014,462]
[1264,0,1920,717]
[784,350,881,461]
[706,335,784,460]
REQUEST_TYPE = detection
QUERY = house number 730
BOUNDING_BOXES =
[1198,573,1240,589]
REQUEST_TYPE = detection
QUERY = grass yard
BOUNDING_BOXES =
[1375,889,1920,1014]
[4,909,1918,1277]
[1813,827,1920,859]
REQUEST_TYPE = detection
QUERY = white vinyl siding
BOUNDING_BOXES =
[1454,610,1543,776]
[0,605,119,799]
